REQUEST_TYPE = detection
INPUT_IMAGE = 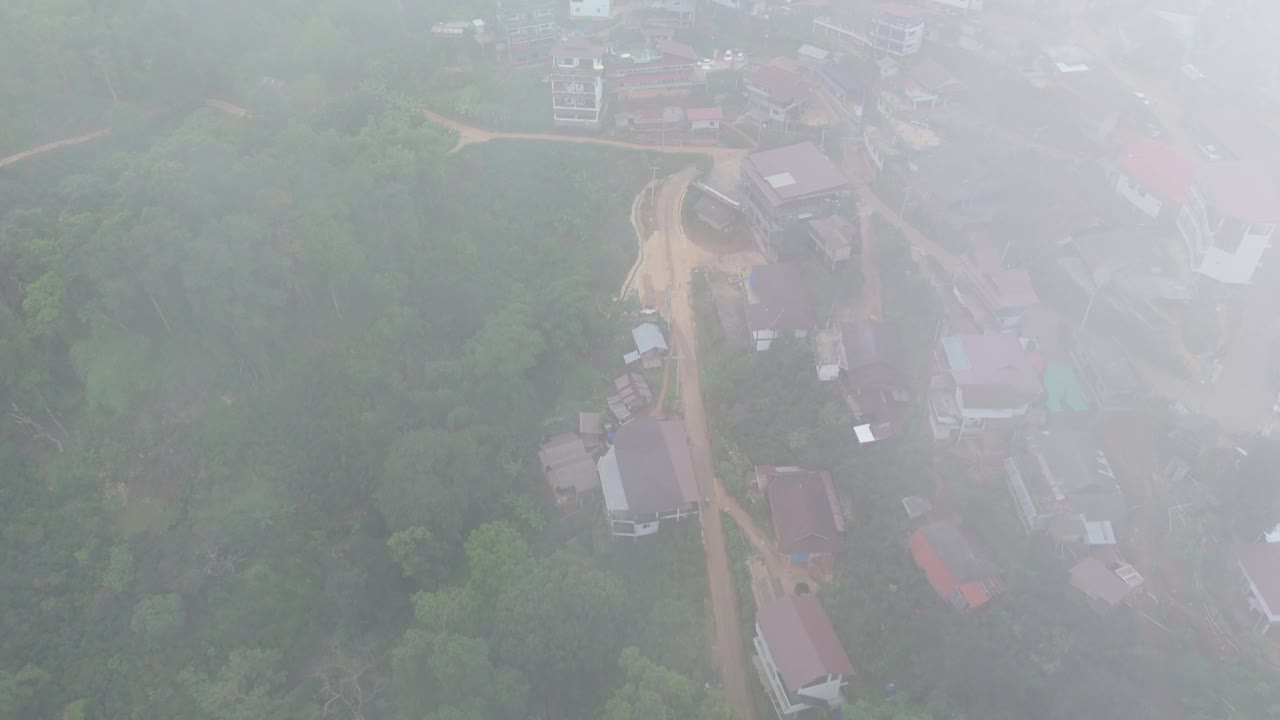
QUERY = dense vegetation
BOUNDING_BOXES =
[0,4,724,710]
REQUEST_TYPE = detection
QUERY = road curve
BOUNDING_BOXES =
[0,129,111,169]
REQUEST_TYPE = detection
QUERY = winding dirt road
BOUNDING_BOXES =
[418,111,759,717]
[0,129,111,169]
[423,108,748,160]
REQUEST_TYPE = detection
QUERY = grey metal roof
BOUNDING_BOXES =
[632,323,669,355]
[607,417,699,514]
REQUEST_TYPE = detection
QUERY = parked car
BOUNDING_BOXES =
[723,50,734,61]
[736,51,746,61]
[1133,90,1150,105]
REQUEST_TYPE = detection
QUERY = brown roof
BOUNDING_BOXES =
[538,434,600,495]
[552,38,605,59]
[807,214,858,255]
[1069,556,1137,608]
[743,142,848,206]
[765,469,844,556]
[1235,543,1280,612]
[756,595,855,690]
[744,65,810,106]
[657,39,699,62]
[746,264,813,332]
[906,58,964,95]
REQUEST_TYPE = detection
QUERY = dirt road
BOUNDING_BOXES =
[422,108,748,160]
[648,167,759,720]
[0,128,111,169]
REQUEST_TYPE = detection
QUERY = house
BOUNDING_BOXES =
[867,4,927,57]
[798,44,831,65]
[695,196,737,232]
[1233,543,1280,633]
[909,518,1005,611]
[929,334,1041,443]
[836,320,911,440]
[819,59,872,118]
[743,65,810,127]
[607,372,653,423]
[551,39,607,129]
[813,4,926,58]
[806,214,859,270]
[568,0,611,19]
[745,264,813,351]
[741,142,851,259]
[598,417,700,537]
[539,433,601,506]
[758,467,845,564]
[616,106,685,135]
[1070,554,1144,614]
[497,0,559,63]
[1111,138,1280,284]
[900,57,966,109]
[1069,338,1146,409]
[606,40,704,95]
[955,244,1039,331]
[1003,425,1127,544]
[754,595,855,716]
[663,0,697,23]
[686,106,723,135]
[627,323,669,369]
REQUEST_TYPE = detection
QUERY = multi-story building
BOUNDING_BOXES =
[550,39,606,129]
[606,40,704,94]
[663,0,697,24]
[868,4,926,57]
[814,3,925,58]
[497,0,559,64]
[740,142,851,259]
[569,0,611,18]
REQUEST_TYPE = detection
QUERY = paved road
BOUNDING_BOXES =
[652,167,759,720]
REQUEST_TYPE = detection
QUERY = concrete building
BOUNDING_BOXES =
[740,142,851,259]
[814,4,926,59]
[568,0,611,18]
[606,40,704,95]
[550,39,606,129]
[497,0,559,63]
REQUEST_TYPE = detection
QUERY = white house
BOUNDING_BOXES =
[754,595,855,716]
[598,418,700,537]
[1234,543,1280,634]
[551,39,607,129]
[568,0,611,18]
[929,335,1041,442]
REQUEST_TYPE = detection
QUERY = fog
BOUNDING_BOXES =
[2,1,1279,719]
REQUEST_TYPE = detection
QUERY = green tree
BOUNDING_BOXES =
[601,648,730,720]
[130,593,187,642]
[463,521,530,626]
[179,648,285,720]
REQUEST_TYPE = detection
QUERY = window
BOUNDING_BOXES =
[1251,223,1276,236]
[538,22,554,32]
[536,7,553,16]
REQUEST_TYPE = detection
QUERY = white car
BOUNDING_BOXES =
[1133,91,1150,105]
[700,57,713,65]
[736,51,746,62]
[1199,144,1222,161]
[724,50,734,61]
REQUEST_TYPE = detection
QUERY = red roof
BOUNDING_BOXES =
[909,520,1003,610]
[1118,137,1195,204]
[685,106,723,122]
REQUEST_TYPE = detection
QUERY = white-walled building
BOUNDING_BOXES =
[568,0,611,18]
[754,595,855,716]
[598,418,700,537]
[550,39,607,129]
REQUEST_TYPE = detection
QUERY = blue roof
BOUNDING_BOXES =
[941,337,970,371]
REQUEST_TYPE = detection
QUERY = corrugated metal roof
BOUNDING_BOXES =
[757,595,855,690]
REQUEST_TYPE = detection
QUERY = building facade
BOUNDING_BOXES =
[551,40,607,129]
[497,0,559,63]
